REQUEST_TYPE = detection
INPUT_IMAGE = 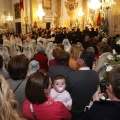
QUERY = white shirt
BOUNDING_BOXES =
[79,67,90,70]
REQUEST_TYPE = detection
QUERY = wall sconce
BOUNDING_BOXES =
[88,0,102,10]
[36,4,45,20]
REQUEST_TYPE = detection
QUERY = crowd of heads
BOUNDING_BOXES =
[0,26,120,119]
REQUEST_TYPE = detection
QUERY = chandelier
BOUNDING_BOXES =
[6,14,13,22]
[88,0,102,10]
[36,4,45,20]
[102,0,116,9]
[77,8,84,16]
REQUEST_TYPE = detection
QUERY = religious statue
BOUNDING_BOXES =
[33,21,38,33]
[65,0,78,17]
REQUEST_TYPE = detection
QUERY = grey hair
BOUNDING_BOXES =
[36,42,45,53]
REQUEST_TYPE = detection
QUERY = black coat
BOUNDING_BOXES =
[0,38,3,44]
[68,70,99,113]
[80,100,120,120]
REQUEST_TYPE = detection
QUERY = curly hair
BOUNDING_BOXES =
[97,42,111,53]
[0,75,23,120]
[109,66,120,99]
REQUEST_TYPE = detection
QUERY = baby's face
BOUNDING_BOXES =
[53,79,66,93]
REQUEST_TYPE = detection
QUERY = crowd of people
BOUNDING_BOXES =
[0,26,120,120]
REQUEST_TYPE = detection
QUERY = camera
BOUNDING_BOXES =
[99,80,106,93]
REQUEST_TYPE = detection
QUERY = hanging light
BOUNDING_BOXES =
[36,4,45,20]
[77,8,84,16]
[6,14,13,22]
[88,0,102,10]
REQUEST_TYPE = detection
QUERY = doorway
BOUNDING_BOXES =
[46,22,51,29]
[15,22,21,34]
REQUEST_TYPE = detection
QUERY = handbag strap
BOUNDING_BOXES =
[13,79,24,93]
[30,103,38,120]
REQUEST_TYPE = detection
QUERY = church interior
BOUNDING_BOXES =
[0,0,120,36]
[1,1,120,120]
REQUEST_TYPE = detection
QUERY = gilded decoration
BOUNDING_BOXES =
[0,11,8,29]
[65,0,78,17]
[42,0,51,10]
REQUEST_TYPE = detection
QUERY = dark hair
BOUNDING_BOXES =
[80,50,95,69]
[0,34,2,38]
[0,55,3,69]
[55,49,69,65]
[53,75,66,84]
[109,66,120,99]
[7,54,29,80]
[25,71,50,104]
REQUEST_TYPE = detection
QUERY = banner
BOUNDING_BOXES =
[97,12,101,26]
[20,0,24,10]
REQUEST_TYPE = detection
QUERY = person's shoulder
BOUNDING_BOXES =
[64,90,71,95]
[53,101,65,107]
[6,77,14,82]
[23,99,30,106]
[66,66,75,71]
[50,88,56,93]
[22,100,30,112]
[49,65,57,70]
[90,70,98,74]
[68,70,79,76]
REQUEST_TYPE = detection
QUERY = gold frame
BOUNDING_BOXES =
[42,0,51,9]
[65,0,78,17]
[0,11,7,28]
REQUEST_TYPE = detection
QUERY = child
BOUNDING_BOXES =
[50,75,72,110]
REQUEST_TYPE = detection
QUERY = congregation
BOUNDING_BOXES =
[0,26,120,120]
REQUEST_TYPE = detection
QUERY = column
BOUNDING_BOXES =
[56,0,61,27]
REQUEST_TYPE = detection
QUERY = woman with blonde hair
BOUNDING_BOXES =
[0,75,25,120]
[69,44,83,70]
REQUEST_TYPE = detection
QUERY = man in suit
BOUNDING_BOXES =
[67,50,99,120]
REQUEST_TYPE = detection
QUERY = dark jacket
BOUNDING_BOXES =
[0,38,3,45]
[80,100,120,120]
[48,65,74,89]
[67,70,99,120]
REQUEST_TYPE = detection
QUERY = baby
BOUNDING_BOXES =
[50,75,72,110]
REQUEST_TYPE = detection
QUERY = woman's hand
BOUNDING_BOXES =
[92,87,104,101]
